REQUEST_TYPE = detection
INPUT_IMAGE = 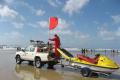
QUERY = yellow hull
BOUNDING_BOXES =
[57,48,119,73]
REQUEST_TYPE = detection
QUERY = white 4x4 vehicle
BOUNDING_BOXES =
[15,40,57,68]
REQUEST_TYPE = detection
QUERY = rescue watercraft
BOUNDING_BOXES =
[57,48,119,77]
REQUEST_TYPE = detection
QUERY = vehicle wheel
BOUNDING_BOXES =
[16,55,22,64]
[81,68,91,77]
[35,58,42,68]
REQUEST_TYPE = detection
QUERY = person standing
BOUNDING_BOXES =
[49,34,61,58]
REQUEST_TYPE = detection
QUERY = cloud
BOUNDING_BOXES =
[98,26,120,40]
[3,0,49,16]
[34,18,72,35]
[20,1,35,12]
[63,0,89,15]
[116,27,120,36]
[0,5,25,30]
[51,29,72,35]
[57,18,71,30]
[29,18,90,48]
[48,0,61,7]
[74,31,89,39]
[4,31,24,38]
[37,18,71,30]
[0,5,18,18]
[111,15,120,24]
[37,21,49,28]
[36,9,45,16]
[12,22,24,29]
[21,1,45,16]
[36,18,70,30]
[34,18,90,39]
[0,5,25,20]
[28,23,38,28]
[0,31,24,44]
[98,30,115,40]
[4,0,14,4]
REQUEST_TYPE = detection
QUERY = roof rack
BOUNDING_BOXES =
[30,40,46,48]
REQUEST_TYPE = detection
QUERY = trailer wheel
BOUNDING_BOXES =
[81,68,91,77]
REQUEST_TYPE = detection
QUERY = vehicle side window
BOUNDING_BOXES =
[25,47,30,52]
[40,48,48,53]
[24,45,35,52]
[40,49,44,52]
[30,47,35,52]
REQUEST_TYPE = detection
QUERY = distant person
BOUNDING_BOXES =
[105,50,106,54]
[81,48,86,55]
[113,49,115,53]
[117,50,118,53]
[49,34,61,58]
[81,48,83,54]
[91,49,93,54]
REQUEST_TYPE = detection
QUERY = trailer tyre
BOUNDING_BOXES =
[81,68,91,77]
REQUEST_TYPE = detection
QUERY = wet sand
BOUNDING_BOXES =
[0,50,120,80]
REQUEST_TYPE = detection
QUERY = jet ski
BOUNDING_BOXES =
[57,48,119,77]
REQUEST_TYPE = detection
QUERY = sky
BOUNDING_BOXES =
[0,0,120,49]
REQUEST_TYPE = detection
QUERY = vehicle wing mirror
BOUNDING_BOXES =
[17,47,21,51]
[21,49,25,52]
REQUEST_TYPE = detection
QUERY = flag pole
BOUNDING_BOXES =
[48,17,58,49]
[48,18,50,53]
[48,17,50,50]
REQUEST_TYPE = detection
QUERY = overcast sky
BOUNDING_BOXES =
[0,0,120,48]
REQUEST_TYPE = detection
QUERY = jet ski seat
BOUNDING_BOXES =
[77,54,100,64]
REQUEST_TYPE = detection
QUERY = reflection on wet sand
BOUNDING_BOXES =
[0,50,120,80]
[15,64,63,80]
[14,64,105,80]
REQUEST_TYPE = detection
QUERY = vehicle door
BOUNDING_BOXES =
[24,45,35,60]
[39,48,49,61]
[19,49,26,60]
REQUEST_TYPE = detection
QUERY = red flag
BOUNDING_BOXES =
[49,17,58,30]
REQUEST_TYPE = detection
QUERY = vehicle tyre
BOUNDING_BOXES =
[81,68,91,77]
[16,55,22,64]
[35,58,42,68]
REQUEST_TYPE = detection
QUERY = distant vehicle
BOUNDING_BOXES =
[15,40,58,68]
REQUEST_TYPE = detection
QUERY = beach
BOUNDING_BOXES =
[0,50,120,80]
